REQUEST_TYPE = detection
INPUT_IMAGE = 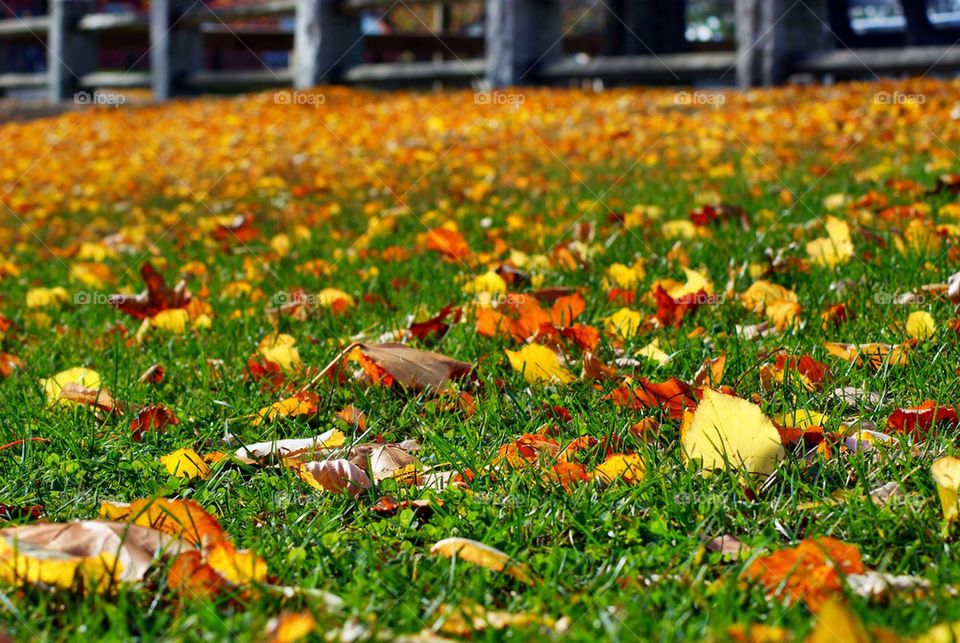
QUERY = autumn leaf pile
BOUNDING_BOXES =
[0,79,959,639]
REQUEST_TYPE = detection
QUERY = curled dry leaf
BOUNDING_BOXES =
[57,382,120,413]
[430,537,534,585]
[351,444,418,482]
[845,571,930,601]
[705,535,745,560]
[0,521,182,591]
[298,460,371,496]
[235,428,345,462]
[137,363,165,385]
[319,342,472,393]
[39,367,101,406]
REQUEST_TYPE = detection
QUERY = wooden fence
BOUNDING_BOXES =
[2,0,960,103]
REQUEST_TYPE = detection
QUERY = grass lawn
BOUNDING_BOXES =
[0,78,959,641]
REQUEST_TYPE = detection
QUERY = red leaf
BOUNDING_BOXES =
[108,262,190,320]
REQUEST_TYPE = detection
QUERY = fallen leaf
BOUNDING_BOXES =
[160,448,211,480]
[592,453,645,484]
[931,456,960,528]
[744,538,864,611]
[0,521,180,591]
[505,344,575,385]
[130,405,179,442]
[235,428,345,462]
[99,498,224,547]
[108,262,190,320]
[39,368,101,406]
[682,388,784,477]
[253,391,319,426]
[298,460,371,496]
[430,537,534,585]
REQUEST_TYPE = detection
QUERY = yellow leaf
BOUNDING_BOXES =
[931,456,960,527]
[637,339,671,366]
[151,309,190,334]
[593,454,645,484]
[462,270,507,297]
[25,286,69,308]
[258,334,302,372]
[823,341,910,369]
[807,599,870,643]
[39,367,101,406]
[252,392,319,426]
[681,388,785,477]
[661,220,697,239]
[667,268,713,299]
[765,300,801,331]
[160,448,211,480]
[806,216,854,268]
[206,540,267,585]
[915,622,960,643]
[605,307,644,340]
[774,410,826,429]
[0,522,176,591]
[740,280,798,314]
[267,611,317,643]
[604,261,644,289]
[316,288,354,308]
[906,311,935,340]
[504,344,574,385]
[430,537,534,585]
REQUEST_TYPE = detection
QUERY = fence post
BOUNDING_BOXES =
[294,0,361,88]
[486,0,562,87]
[602,0,687,56]
[151,0,202,101]
[48,0,95,103]
[735,0,828,87]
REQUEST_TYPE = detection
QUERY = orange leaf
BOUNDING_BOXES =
[744,537,864,611]
[99,498,225,548]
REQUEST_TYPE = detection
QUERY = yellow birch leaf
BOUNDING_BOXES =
[682,388,785,477]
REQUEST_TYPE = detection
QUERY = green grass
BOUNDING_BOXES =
[0,80,958,640]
